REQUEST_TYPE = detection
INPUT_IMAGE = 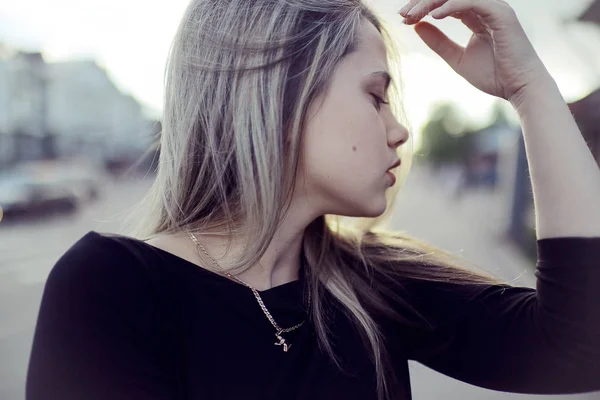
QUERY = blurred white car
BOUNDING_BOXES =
[50,162,103,202]
[0,168,78,222]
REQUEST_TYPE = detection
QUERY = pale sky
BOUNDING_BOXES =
[1,0,599,133]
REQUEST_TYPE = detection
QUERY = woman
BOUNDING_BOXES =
[26,0,600,399]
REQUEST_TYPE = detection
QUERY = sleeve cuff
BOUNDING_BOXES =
[536,236,600,265]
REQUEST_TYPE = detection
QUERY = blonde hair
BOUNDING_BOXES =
[125,1,504,398]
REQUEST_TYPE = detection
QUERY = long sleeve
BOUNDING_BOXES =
[26,233,181,400]
[397,237,600,394]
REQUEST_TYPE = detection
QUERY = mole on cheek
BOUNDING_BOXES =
[352,146,357,152]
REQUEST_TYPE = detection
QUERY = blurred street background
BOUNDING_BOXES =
[1,0,600,399]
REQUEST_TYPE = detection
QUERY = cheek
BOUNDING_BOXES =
[297,89,389,210]
[299,136,388,217]
[301,121,385,197]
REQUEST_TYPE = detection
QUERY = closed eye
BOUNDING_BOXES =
[372,94,389,110]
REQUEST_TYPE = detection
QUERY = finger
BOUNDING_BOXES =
[413,21,464,71]
[405,0,447,20]
[399,0,422,17]
[456,10,489,35]
[430,0,516,29]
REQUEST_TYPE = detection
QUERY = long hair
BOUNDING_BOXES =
[124,1,505,399]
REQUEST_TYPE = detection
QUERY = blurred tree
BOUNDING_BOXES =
[418,102,473,169]
[490,100,511,126]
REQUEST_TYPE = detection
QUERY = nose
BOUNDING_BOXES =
[387,123,409,149]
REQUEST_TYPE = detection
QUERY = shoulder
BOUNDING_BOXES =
[45,231,164,300]
[37,231,177,347]
[56,230,159,266]
[29,233,182,397]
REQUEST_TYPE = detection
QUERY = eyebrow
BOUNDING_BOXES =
[368,70,392,91]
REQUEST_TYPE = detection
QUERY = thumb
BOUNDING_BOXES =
[414,21,464,71]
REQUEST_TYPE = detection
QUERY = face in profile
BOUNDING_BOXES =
[297,18,410,219]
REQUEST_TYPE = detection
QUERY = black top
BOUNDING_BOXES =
[26,231,600,400]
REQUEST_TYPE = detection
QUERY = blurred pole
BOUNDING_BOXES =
[508,133,533,246]
[40,62,56,160]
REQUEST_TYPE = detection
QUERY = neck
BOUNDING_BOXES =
[186,184,324,291]
[190,214,312,292]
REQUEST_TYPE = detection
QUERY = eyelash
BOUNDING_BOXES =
[372,94,389,110]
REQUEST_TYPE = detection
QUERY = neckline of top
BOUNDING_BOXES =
[88,230,306,296]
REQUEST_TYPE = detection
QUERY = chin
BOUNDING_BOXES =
[361,203,387,218]
[337,194,388,218]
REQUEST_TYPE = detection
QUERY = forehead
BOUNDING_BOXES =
[352,19,388,69]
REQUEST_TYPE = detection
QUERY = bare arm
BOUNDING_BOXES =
[511,74,600,239]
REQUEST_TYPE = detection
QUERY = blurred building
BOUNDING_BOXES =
[0,46,154,170]
[46,60,151,162]
[578,0,600,23]
[569,89,600,166]
[0,50,49,166]
[566,0,600,166]
[0,45,14,166]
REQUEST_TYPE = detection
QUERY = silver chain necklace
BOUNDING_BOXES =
[187,232,310,352]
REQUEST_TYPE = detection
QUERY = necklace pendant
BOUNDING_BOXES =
[274,331,291,352]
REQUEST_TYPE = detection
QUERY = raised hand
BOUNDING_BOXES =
[399,0,548,103]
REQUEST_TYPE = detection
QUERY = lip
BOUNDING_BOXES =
[386,170,396,186]
[387,159,401,171]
